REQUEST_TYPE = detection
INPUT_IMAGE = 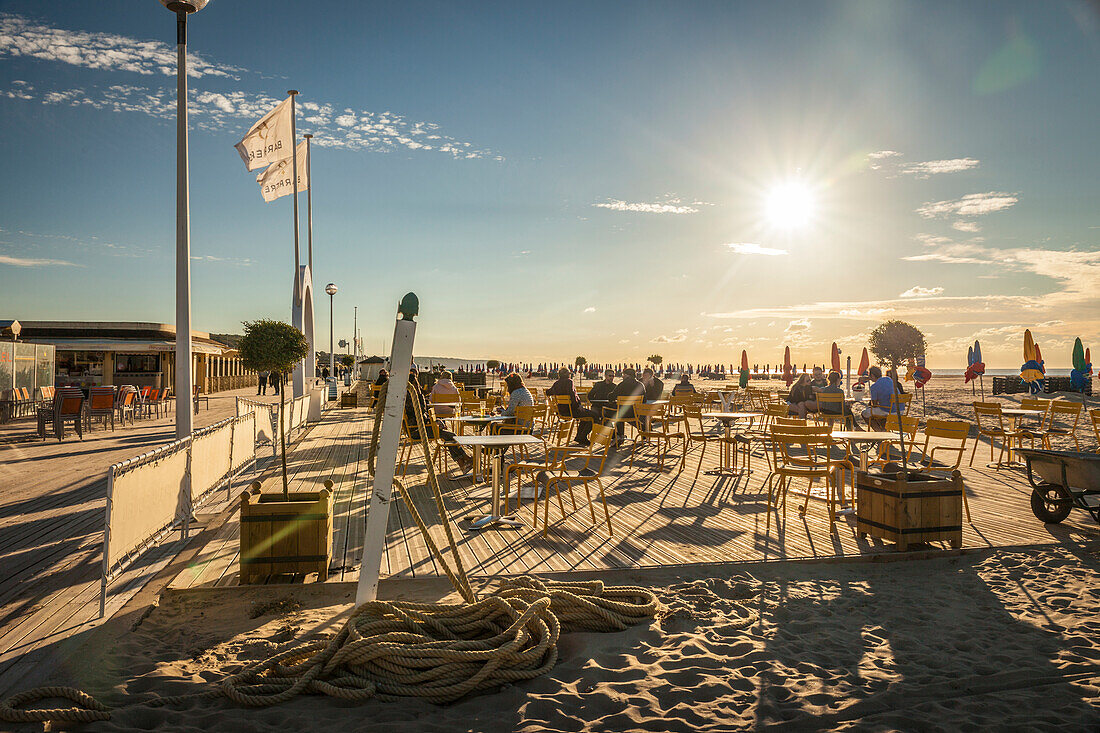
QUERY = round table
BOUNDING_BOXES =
[702,411,763,475]
[453,433,544,529]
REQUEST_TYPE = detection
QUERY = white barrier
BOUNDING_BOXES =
[236,397,276,446]
[231,412,256,472]
[190,418,234,504]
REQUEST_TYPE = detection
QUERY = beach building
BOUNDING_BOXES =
[13,320,255,394]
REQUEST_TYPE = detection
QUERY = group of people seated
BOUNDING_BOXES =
[786,365,904,429]
[548,366,665,446]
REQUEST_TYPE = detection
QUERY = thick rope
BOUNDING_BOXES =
[0,578,661,723]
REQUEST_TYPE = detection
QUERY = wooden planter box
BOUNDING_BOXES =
[239,480,333,583]
[856,470,963,551]
[340,393,357,408]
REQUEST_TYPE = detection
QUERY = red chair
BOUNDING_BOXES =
[86,386,118,431]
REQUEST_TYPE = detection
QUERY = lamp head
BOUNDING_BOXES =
[160,0,210,12]
[325,283,338,296]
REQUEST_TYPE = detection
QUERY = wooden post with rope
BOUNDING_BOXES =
[357,293,419,605]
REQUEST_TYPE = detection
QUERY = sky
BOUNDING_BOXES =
[0,1,1098,368]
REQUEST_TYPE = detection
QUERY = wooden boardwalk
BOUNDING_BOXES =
[0,387,282,696]
[169,403,1099,592]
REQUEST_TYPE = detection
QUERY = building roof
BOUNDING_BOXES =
[10,321,230,354]
[358,355,386,364]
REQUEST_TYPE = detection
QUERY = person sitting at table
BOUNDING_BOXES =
[430,370,460,417]
[641,367,664,402]
[587,369,617,419]
[787,373,817,419]
[671,373,696,396]
[491,372,534,433]
[862,366,901,430]
[546,367,598,445]
[607,367,645,440]
[816,370,849,417]
[369,368,473,474]
[809,366,827,390]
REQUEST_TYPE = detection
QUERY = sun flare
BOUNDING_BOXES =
[764,181,815,229]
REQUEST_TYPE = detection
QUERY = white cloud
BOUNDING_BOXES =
[900,286,945,298]
[191,255,253,266]
[0,254,79,267]
[917,192,1018,219]
[951,221,982,232]
[650,334,686,343]
[724,242,788,256]
[0,13,242,79]
[867,150,902,170]
[583,306,596,313]
[592,196,706,214]
[902,158,980,178]
[785,319,812,333]
[6,82,499,160]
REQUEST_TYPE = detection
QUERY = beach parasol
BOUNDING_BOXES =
[1021,329,1045,395]
[904,358,916,382]
[852,347,870,391]
[965,340,986,399]
[739,350,750,388]
[782,346,794,387]
[1070,337,1089,391]
[914,354,932,414]
[830,342,841,375]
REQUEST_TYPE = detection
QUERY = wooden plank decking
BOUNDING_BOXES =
[168,403,1099,593]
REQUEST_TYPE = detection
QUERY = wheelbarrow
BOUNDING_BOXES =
[1018,448,1100,525]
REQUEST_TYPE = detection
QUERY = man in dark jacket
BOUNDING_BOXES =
[641,367,664,402]
[607,368,645,440]
[546,367,599,445]
[586,369,617,422]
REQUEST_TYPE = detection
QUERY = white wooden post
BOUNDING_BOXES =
[356,296,418,604]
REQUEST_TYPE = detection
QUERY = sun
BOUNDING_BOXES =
[764,181,815,229]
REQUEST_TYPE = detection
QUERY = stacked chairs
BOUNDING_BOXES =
[38,387,84,441]
[85,386,118,431]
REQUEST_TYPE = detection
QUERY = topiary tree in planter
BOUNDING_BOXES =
[869,320,927,370]
[238,319,309,499]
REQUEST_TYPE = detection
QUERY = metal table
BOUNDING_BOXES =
[701,411,763,475]
[453,433,544,529]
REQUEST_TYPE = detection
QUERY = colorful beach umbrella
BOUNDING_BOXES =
[782,347,794,387]
[964,340,985,383]
[914,354,932,389]
[1070,337,1089,391]
[1021,329,1045,394]
[739,350,750,388]
[904,357,916,382]
[830,342,841,374]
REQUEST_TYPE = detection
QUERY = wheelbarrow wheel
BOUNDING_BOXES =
[1030,485,1072,524]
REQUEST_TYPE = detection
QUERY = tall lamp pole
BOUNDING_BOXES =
[159,0,210,439]
[325,283,338,379]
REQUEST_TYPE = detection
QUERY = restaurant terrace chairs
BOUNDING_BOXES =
[157,387,173,415]
[1020,396,1052,424]
[604,394,644,456]
[970,402,1040,469]
[909,419,973,521]
[1090,409,1100,452]
[540,424,616,536]
[813,392,854,430]
[460,392,482,416]
[85,386,117,431]
[193,384,209,413]
[429,391,461,418]
[888,392,913,416]
[397,418,450,479]
[681,404,714,479]
[870,414,920,468]
[502,419,576,516]
[767,424,850,526]
[116,387,137,426]
[41,387,85,441]
[37,386,55,411]
[1044,400,1084,450]
[634,402,685,471]
[552,394,595,438]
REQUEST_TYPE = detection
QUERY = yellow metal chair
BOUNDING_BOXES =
[1091,409,1100,453]
[540,424,617,536]
[970,402,1037,468]
[873,414,920,468]
[503,419,576,516]
[1044,400,1083,450]
[634,402,685,471]
[910,419,972,522]
[767,424,851,525]
[813,392,854,430]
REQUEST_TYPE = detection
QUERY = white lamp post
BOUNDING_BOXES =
[159,0,210,439]
[325,282,338,379]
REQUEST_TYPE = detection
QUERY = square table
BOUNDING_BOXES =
[990,408,1045,468]
[453,433,544,528]
[701,411,763,475]
[448,414,506,436]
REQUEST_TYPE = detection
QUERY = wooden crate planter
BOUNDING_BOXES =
[239,480,333,583]
[340,393,357,408]
[856,470,964,551]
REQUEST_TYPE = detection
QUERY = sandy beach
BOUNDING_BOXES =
[14,544,1091,732]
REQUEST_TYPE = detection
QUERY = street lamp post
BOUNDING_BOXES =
[159,0,210,440]
[325,283,338,379]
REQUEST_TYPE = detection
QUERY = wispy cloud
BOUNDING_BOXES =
[0,254,79,267]
[650,334,686,343]
[951,221,981,233]
[0,13,242,79]
[866,150,902,170]
[191,255,253,266]
[724,242,788,256]
[902,158,980,178]
[900,285,945,298]
[583,306,596,313]
[6,82,499,159]
[916,192,1018,219]
[593,196,707,215]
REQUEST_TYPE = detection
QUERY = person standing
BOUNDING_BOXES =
[271,369,280,395]
[257,370,268,395]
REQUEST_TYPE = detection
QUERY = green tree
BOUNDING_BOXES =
[868,320,927,370]
[648,354,663,367]
[485,359,501,370]
[238,319,309,499]
[339,354,354,368]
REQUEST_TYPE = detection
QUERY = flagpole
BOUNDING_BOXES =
[304,133,313,275]
[173,6,194,440]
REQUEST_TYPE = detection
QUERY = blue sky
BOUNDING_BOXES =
[0,1,1097,367]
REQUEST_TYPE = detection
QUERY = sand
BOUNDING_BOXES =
[21,545,1097,732]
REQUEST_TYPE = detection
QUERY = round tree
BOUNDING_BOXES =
[339,354,354,369]
[868,320,927,369]
[238,319,309,498]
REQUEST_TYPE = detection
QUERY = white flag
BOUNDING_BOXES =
[256,140,308,202]
[234,97,294,172]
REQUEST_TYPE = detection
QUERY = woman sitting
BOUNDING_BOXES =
[429,370,460,417]
[786,373,817,419]
[491,372,534,433]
